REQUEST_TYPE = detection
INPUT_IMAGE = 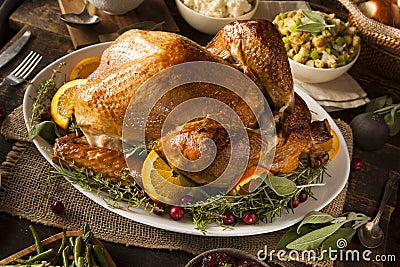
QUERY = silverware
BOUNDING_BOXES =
[0,51,42,87]
[0,30,31,69]
[60,0,101,25]
[358,170,400,248]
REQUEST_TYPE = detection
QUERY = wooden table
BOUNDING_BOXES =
[0,0,399,266]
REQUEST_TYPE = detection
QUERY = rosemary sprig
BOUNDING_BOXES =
[51,162,155,211]
[186,159,327,233]
[50,156,327,234]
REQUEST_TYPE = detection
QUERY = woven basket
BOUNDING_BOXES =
[338,0,400,81]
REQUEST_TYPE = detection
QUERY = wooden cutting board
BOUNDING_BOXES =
[58,0,180,49]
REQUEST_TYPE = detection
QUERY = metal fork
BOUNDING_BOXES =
[0,51,42,87]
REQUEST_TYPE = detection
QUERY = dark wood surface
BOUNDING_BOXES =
[0,0,399,266]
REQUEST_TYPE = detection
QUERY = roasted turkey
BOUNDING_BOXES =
[53,20,331,186]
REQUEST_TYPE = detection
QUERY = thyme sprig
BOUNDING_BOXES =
[29,63,65,128]
[50,156,327,234]
[186,159,327,233]
[51,162,155,211]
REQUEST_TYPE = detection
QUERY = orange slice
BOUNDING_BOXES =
[320,129,340,159]
[69,56,101,80]
[229,166,272,195]
[50,79,87,129]
[141,150,196,203]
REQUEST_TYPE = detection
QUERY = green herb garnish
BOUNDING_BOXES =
[277,211,369,259]
[295,10,335,33]
[366,95,400,136]
[29,63,65,128]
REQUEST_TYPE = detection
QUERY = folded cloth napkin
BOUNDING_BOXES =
[254,1,310,21]
[294,74,370,111]
[255,1,369,111]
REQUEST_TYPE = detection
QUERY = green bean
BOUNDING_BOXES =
[62,245,71,267]
[83,231,94,247]
[28,225,43,254]
[69,236,75,248]
[26,249,55,263]
[92,245,109,267]
[83,224,91,235]
[85,243,92,267]
[77,257,84,267]
[53,229,67,265]
[74,236,83,266]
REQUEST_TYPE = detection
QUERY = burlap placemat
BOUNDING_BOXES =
[0,105,352,267]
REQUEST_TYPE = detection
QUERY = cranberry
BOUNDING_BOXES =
[40,111,52,121]
[0,107,6,122]
[153,202,164,215]
[169,206,184,221]
[292,198,300,208]
[351,158,363,171]
[242,211,257,225]
[51,201,64,215]
[222,211,237,225]
[298,191,308,203]
[180,195,193,205]
[203,252,231,266]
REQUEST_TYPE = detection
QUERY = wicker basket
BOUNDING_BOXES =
[338,0,400,81]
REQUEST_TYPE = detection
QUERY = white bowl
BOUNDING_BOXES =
[175,0,259,35]
[89,0,144,15]
[289,48,360,83]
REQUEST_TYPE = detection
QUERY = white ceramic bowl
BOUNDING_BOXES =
[89,0,144,15]
[175,0,259,35]
[289,47,360,83]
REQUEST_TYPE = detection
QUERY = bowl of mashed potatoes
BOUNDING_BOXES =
[176,0,259,34]
[273,9,361,83]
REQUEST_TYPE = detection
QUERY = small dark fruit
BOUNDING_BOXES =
[351,158,363,171]
[153,202,164,215]
[40,111,52,121]
[180,194,193,205]
[51,201,64,215]
[222,212,237,225]
[292,198,300,208]
[242,211,257,225]
[298,191,308,203]
[169,206,184,221]
[350,112,389,151]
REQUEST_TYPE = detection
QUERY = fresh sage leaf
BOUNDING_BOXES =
[366,95,387,112]
[302,10,325,24]
[296,23,326,33]
[29,121,59,145]
[118,21,165,35]
[277,224,313,250]
[384,112,400,136]
[320,227,356,259]
[297,211,334,233]
[286,221,346,250]
[265,175,297,196]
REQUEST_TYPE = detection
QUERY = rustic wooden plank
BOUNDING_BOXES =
[58,0,179,48]
[9,0,69,38]
[0,230,116,266]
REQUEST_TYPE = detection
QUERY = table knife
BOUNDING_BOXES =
[0,30,31,69]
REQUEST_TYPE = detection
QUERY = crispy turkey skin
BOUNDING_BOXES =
[52,20,331,185]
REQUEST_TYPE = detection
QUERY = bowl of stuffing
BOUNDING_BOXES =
[273,9,361,83]
[176,0,259,34]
